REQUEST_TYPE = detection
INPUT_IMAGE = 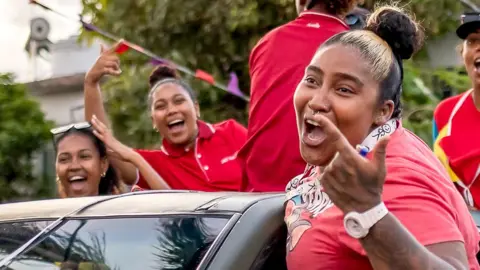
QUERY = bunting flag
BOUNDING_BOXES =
[29,0,250,102]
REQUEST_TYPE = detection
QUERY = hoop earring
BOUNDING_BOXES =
[101,172,106,177]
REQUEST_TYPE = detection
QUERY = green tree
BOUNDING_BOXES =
[0,73,53,202]
[80,0,472,148]
[80,0,297,147]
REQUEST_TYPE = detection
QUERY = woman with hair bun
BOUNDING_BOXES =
[285,5,480,269]
[240,0,361,192]
[83,43,247,191]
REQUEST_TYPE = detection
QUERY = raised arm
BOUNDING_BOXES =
[84,41,138,185]
[91,115,170,190]
[84,41,123,124]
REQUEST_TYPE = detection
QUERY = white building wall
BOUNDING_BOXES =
[31,90,85,125]
[51,35,101,78]
[426,32,463,68]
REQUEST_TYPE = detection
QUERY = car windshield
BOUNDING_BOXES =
[0,215,230,270]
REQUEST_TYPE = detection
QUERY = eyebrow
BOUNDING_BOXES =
[306,65,322,75]
[335,73,364,87]
[306,65,364,87]
[154,94,184,104]
[58,149,91,156]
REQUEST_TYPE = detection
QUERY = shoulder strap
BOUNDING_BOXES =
[447,89,473,136]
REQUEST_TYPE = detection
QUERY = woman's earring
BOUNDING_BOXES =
[56,176,60,183]
[101,172,106,177]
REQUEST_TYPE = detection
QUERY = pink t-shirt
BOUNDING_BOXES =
[285,127,480,270]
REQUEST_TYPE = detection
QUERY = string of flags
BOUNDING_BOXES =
[28,0,250,102]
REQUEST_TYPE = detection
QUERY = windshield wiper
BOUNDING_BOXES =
[0,190,179,268]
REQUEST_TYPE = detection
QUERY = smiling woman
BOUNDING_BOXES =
[52,123,123,198]
[83,43,247,192]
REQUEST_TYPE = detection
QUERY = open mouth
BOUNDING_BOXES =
[474,58,480,71]
[69,175,87,183]
[167,119,185,132]
[303,119,327,147]
[68,175,88,192]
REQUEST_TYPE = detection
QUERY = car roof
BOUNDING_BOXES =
[0,191,285,223]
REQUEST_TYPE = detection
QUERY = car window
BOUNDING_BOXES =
[3,215,230,270]
[251,225,287,270]
[0,221,52,261]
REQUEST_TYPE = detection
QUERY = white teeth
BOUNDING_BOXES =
[168,119,184,125]
[306,119,320,127]
[69,176,86,182]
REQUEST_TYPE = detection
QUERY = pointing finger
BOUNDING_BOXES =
[311,113,355,155]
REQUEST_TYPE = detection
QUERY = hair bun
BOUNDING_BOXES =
[365,6,424,60]
[149,64,180,88]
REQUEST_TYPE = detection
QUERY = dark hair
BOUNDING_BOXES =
[54,128,121,195]
[147,65,196,108]
[307,0,359,16]
[320,5,424,118]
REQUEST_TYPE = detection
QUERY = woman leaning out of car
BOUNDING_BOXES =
[53,121,169,198]
[285,4,480,270]
[83,43,247,192]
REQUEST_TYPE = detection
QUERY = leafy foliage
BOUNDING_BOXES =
[80,0,472,149]
[0,74,53,202]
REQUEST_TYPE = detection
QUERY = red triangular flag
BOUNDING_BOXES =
[115,41,129,54]
[195,69,215,85]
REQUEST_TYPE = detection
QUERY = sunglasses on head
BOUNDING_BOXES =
[50,122,92,136]
[461,13,480,24]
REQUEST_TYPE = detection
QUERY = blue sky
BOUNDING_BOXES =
[0,0,82,82]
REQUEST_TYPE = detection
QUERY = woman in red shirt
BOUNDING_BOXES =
[285,5,480,269]
[83,45,246,191]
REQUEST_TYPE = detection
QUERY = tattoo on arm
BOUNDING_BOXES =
[360,214,468,270]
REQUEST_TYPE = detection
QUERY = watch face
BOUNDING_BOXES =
[344,216,368,238]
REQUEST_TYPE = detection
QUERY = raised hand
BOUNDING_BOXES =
[91,115,135,163]
[313,114,390,214]
[85,40,123,85]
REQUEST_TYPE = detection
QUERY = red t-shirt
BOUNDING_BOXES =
[285,127,480,269]
[434,92,480,207]
[135,119,247,191]
[238,12,349,192]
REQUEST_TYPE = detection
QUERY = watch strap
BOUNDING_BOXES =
[362,202,389,229]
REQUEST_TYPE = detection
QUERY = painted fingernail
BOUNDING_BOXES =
[357,145,369,157]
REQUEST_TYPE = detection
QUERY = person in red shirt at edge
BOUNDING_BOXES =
[238,0,360,192]
[83,44,247,191]
[285,5,480,270]
[433,12,480,210]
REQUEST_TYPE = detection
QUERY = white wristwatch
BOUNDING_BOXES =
[343,202,389,239]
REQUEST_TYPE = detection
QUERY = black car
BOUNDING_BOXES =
[0,191,286,270]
